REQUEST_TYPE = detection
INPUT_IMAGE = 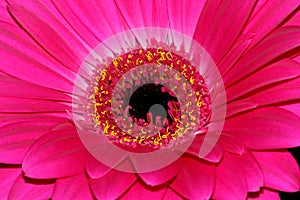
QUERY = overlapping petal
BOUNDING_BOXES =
[253,150,300,192]
[8,5,80,70]
[8,175,55,199]
[22,125,87,178]
[224,107,300,149]
[90,169,137,199]
[212,153,248,200]
[0,167,22,198]
[170,157,215,199]
[121,181,166,200]
[194,0,256,63]
[0,121,62,164]
[52,173,94,200]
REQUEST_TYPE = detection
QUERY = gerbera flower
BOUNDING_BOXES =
[0,0,299,199]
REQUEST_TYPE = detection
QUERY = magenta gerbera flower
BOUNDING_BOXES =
[0,0,299,199]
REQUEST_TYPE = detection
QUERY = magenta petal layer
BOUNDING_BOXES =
[167,0,205,36]
[243,0,300,48]
[187,135,223,162]
[194,0,256,63]
[240,150,263,192]
[248,189,280,200]
[52,173,94,200]
[8,175,54,199]
[253,150,300,192]
[163,188,183,200]
[6,0,88,58]
[115,0,168,29]
[0,167,21,198]
[170,157,215,199]
[225,26,300,86]
[0,121,60,164]
[8,4,82,72]
[213,153,247,200]
[138,160,180,186]
[85,155,111,179]
[224,107,300,149]
[22,125,86,178]
[226,59,300,102]
[121,181,166,200]
[90,170,137,199]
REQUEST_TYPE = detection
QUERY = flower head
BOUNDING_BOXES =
[0,0,299,199]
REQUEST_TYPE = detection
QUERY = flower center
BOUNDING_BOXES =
[87,47,211,151]
[72,28,227,172]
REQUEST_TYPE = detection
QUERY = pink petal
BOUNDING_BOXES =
[23,125,87,178]
[68,0,126,40]
[201,144,223,163]
[0,167,22,198]
[253,150,300,192]
[0,121,60,164]
[194,0,256,63]
[248,78,300,106]
[85,154,111,179]
[243,0,300,49]
[8,4,82,72]
[212,153,247,200]
[115,0,168,28]
[7,0,88,57]
[0,23,74,92]
[138,159,180,186]
[8,175,55,199]
[217,133,244,155]
[224,26,300,86]
[90,170,137,199]
[52,173,93,200]
[224,107,300,149]
[226,59,300,102]
[170,157,215,199]
[240,150,264,192]
[284,10,300,27]
[0,113,68,128]
[121,181,166,200]
[226,99,258,118]
[163,188,184,200]
[218,33,255,75]
[0,97,69,113]
[0,5,15,24]
[248,0,269,21]
[187,135,223,163]
[227,77,300,116]
[52,0,127,47]
[294,54,300,63]
[248,189,280,200]
[282,103,300,118]
[167,0,206,37]
[0,76,70,101]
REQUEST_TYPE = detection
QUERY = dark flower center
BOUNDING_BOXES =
[129,83,179,126]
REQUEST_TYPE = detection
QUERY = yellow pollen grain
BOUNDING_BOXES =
[136,58,143,65]
[166,52,173,60]
[146,51,154,61]
[189,77,195,85]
